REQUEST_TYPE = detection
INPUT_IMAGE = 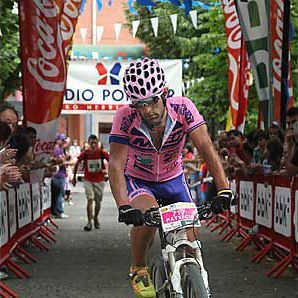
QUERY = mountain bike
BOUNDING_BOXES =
[142,198,227,298]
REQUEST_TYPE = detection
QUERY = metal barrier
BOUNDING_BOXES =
[206,175,298,278]
[0,183,58,297]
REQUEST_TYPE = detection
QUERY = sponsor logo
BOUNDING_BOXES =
[95,62,122,85]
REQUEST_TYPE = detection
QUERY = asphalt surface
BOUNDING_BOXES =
[4,182,298,298]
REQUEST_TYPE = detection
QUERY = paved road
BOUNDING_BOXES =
[5,182,297,297]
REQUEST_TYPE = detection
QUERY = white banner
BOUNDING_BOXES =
[239,181,254,220]
[63,59,183,112]
[295,191,298,243]
[17,183,32,228]
[255,183,273,228]
[8,188,17,238]
[42,185,51,212]
[274,186,291,237]
[0,192,9,247]
[31,183,41,221]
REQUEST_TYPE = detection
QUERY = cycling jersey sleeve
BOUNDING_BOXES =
[109,107,133,145]
[183,97,206,133]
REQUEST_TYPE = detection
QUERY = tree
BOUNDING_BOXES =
[0,0,21,102]
[125,3,259,134]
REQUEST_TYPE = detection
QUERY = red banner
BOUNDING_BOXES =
[61,0,82,57]
[271,0,293,122]
[19,0,67,124]
[19,0,81,161]
[221,0,250,132]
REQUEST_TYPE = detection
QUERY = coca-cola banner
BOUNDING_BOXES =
[19,0,81,159]
[221,0,250,132]
[271,0,293,122]
[235,0,272,128]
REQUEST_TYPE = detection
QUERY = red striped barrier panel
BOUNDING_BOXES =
[0,183,57,297]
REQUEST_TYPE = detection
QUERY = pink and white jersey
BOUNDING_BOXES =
[109,96,205,182]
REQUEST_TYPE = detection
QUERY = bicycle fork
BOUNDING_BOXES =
[164,241,211,297]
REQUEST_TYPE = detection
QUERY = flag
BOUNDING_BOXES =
[236,0,272,129]
[19,0,81,160]
[221,0,249,132]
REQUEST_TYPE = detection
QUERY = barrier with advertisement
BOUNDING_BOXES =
[0,183,57,297]
[207,175,298,278]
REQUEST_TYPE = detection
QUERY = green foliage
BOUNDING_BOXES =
[125,3,259,134]
[0,0,21,101]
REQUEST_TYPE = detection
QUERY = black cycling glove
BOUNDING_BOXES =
[118,205,144,226]
[211,189,233,214]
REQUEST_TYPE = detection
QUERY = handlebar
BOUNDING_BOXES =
[142,195,238,227]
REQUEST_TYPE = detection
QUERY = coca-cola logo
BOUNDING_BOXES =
[27,0,66,92]
[60,0,81,55]
[34,139,56,154]
[222,0,241,50]
[272,0,284,92]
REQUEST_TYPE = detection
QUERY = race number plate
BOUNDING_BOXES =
[159,202,201,232]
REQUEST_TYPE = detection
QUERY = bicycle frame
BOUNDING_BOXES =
[156,221,211,297]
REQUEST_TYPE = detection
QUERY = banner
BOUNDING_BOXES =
[0,192,9,247]
[19,0,81,159]
[239,181,254,220]
[63,59,183,112]
[271,0,293,123]
[60,0,82,57]
[31,183,41,221]
[17,183,32,229]
[8,188,17,239]
[255,183,272,228]
[274,186,291,237]
[221,0,250,132]
[236,0,272,128]
[41,185,51,212]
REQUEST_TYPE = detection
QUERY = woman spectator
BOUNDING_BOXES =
[264,137,283,173]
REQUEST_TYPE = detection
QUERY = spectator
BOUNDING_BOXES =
[51,134,70,218]
[268,121,284,142]
[183,143,195,161]
[218,131,228,149]
[69,139,81,160]
[264,137,283,172]
[226,129,245,161]
[72,134,109,231]
[283,107,298,175]
[253,130,268,164]
[0,103,19,149]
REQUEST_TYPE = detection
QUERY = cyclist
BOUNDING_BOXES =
[109,57,233,298]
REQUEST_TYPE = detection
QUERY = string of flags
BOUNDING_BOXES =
[80,0,218,15]
[78,9,199,43]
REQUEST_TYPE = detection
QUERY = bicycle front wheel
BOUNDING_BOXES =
[148,254,171,298]
[181,264,209,298]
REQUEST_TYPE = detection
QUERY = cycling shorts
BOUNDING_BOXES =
[125,173,193,206]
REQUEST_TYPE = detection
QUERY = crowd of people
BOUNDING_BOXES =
[0,102,110,231]
[182,106,298,204]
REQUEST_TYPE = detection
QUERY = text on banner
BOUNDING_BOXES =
[239,181,254,220]
[0,192,9,247]
[274,187,291,237]
[17,183,32,228]
[255,183,273,228]
[8,188,17,238]
[31,183,41,221]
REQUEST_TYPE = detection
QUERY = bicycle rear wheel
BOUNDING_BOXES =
[181,264,209,298]
[148,254,171,298]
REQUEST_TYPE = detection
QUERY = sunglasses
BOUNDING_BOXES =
[130,96,161,109]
